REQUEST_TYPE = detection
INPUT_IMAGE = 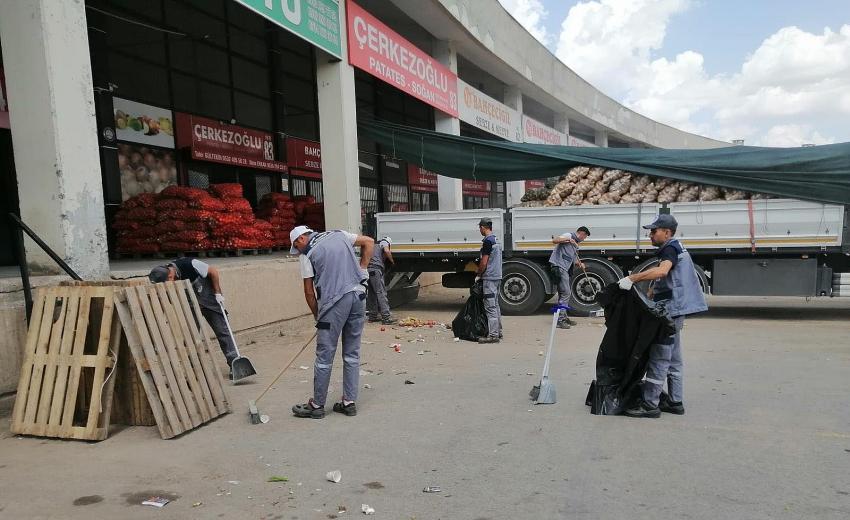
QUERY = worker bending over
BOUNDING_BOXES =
[549,226,591,329]
[618,214,707,418]
[289,225,374,419]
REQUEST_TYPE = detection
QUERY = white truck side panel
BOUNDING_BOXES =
[671,199,843,249]
[377,209,505,254]
[511,204,660,252]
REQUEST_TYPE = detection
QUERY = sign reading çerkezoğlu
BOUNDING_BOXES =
[233,0,341,59]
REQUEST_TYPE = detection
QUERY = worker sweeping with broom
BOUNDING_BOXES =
[289,225,374,419]
[549,226,591,329]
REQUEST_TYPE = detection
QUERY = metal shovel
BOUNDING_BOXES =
[219,302,257,382]
[530,305,562,404]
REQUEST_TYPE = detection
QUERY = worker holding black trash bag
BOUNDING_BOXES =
[549,226,591,329]
[476,218,503,344]
[617,214,707,418]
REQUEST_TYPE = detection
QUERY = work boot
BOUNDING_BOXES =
[367,315,381,323]
[659,392,685,415]
[332,401,358,416]
[381,316,398,325]
[556,318,571,329]
[478,336,500,344]
[624,400,661,418]
[292,399,325,419]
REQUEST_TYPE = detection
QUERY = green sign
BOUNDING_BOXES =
[233,0,342,59]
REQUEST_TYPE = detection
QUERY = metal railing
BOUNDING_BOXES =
[8,212,82,323]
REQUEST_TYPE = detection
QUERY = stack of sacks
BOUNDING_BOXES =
[257,193,297,249]
[113,193,160,254]
[155,186,219,251]
[301,203,325,232]
[208,183,274,250]
[540,165,775,206]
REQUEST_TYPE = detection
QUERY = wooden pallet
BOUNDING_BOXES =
[10,285,126,440]
[115,280,230,439]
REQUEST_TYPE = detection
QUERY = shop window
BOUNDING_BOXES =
[283,77,315,110]
[411,192,437,212]
[278,51,313,82]
[232,57,270,97]
[255,174,272,202]
[198,82,233,121]
[383,184,409,212]
[171,71,200,113]
[108,52,170,107]
[234,92,272,130]
[104,14,167,65]
[284,112,318,141]
[184,0,225,19]
[168,35,196,73]
[230,29,267,62]
[188,168,210,189]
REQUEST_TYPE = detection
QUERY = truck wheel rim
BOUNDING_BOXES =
[503,274,529,303]
[574,274,603,305]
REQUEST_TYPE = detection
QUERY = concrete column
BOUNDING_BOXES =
[503,86,525,207]
[0,0,108,278]
[594,129,609,147]
[433,40,463,211]
[316,1,361,232]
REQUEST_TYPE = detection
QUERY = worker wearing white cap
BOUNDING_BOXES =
[366,236,397,324]
[288,225,374,419]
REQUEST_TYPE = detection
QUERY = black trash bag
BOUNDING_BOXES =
[451,281,488,342]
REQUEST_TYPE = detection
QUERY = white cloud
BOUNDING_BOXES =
[498,0,551,45]
[548,1,850,146]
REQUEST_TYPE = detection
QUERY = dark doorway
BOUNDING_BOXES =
[0,129,20,266]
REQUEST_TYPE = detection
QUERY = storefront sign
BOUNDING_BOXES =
[175,112,286,172]
[285,136,322,171]
[522,115,567,146]
[462,179,491,196]
[525,180,546,190]
[568,135,598,147]
[114,97,175,148]
[0,68,9,129]
[233,0,341,59]
[347,0,458,117]
[407,165,438,192]
[457,79,521,142]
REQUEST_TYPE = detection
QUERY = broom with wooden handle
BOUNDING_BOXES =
[248,331,317,424]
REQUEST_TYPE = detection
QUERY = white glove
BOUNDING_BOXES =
[215,293,225,305]
[618,277,633,291]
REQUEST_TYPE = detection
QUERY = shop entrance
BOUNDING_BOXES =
[0,129,20,266]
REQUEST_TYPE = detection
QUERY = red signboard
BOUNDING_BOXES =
[407,165,438,193]
[0,68,9,129]
[285,136,322,171]
[175,112,286,172]
[462,179,491,196]
[346,0,458,117]
[525,180,546,190]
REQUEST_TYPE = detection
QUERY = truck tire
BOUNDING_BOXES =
[632,258,710,295]
[500,262,546,315]
[569,258,622,316]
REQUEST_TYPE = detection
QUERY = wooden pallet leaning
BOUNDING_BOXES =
[10,285,125,440]
[114,280,230,439]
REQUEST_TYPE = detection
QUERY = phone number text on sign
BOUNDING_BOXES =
[347,1,458,117]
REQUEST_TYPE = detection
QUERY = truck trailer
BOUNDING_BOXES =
[377,200,850,315]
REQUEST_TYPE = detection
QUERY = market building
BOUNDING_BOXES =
[0,0,726,394]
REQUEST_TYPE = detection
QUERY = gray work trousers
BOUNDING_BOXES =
[556,266,572,321]
[313,291,365,407]
[200,307,238,367]
[642,316,685,407]
[482,279,502,338]
[366,268,391,318]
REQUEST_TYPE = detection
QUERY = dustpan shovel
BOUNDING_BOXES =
[219,302,257,382]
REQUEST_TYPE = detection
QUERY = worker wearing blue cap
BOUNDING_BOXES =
[617,213,708,418]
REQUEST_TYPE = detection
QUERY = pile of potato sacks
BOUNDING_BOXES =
[520,166,772,207]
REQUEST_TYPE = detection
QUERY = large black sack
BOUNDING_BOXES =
[451,281,488,341]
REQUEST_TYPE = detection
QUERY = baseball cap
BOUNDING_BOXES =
[478,218,493,228]
[289,225,314,254]
[148,265,170,283]
[643,214,678,230]
[381,236,392,245]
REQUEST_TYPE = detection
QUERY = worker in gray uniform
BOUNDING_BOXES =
[549,226,591,329]
[618,214,708,418]
[148,258,237,370]
[288,225,374,419]
[476,218,503,344]
[366,236,397,325]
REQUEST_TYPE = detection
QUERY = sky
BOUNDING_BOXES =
[497,0,850,146]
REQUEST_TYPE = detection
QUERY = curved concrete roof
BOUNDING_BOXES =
[389,0,729,149]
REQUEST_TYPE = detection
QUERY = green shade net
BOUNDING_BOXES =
[358,119,850,205]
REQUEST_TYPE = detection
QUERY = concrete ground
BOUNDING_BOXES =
[1,287,849,519]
